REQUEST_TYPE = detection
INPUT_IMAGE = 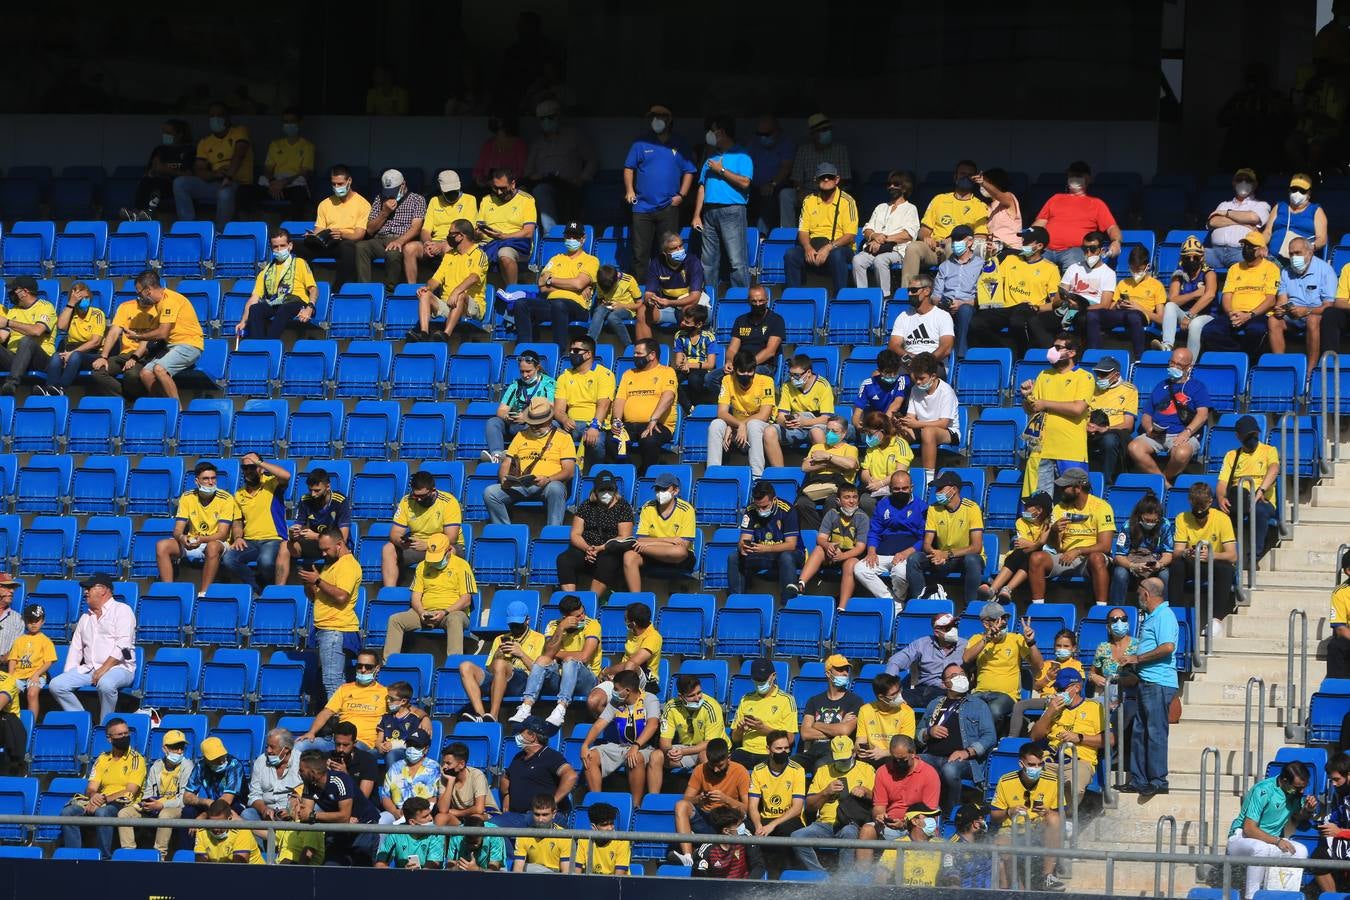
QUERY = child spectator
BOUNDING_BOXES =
[588,265,642,344]
[8,605,55,711]
[673,305,719,411]
[692,806,766,879]
[575,801,632,875]
[375,796,445,869]
[375,682,431,769]
[1010,628,1083,737]
[977,492,1052,603]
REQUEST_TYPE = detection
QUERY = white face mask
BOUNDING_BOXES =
[949,674,970,694]
[1234,181,1253,198]
[1290,190,1309,206]
[704,129,718,146]
[941,627,960,644]
[651,118,667,134]
[655,489,674,506]
[598,491,615,505]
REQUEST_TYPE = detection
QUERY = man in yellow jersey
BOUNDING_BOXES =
[731,659,799,767]
[652,674,728,795]
[106,269,204,404]
[418,169,478,271]
[1029,667,1104,809]
[610,337,677,468]
[792,735,875,872]
[262,108,315,216]
[1201,230,1282,358]
[485,396,577,527]
[747,729,806,876]
[554,333,616,467]
[512,794,573,872]
[299,648,385,752]
[1086,356,1138,484]
[856,673,917,764]
[990,742,1065,890]
[708,349,776,476]
[1168,481,1239,625]
[1328,550,1350,677]
[520,221,598,350]
[1217,414,1280,560]
[874,805,945,886]
[511,594,603,729]
[575,801,631,875]
[301,164,372,279]
[383,533,476,658]
[236,228,320,339]
[157,460,239,594]
[902,159,989,285]
[458,600,545,722]
[382,470,463,588]
[222,453,292,592]
[174,100,251,223]
[907,471,985,604]
[588,601,664,715]
[61,716,146,858]
[764,353,833,462]
[300,532,363,698]
[1028,467,1116,606]
[623,471,697,589]
[408,217,488,342]
[969,225,1059,358]
[195,798,264,863]
[784,162,859,292]
[479,168,538,287]
[1021,332,1094,495]
[0,275,57,397]
[962,602,1043,730]
[589,265,643,344]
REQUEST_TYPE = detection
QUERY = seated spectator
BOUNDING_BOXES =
[512,794,573,873]
[62,717,145,859]
[671,737,748,860]
[940,802,996,888]
[962,602,1043,728]
[305,166,373,288]
[933,226,982,357]
[173,102,251,224]
[513,221,598,350]
[48,575,136,721]
[1202,230,1282,358]
[484,396,575,528]
[235,229,318,340]
[575,801,632,875]
[908,471,985,604]
[241,728,302,825]
[1028,668,1104,810]
[378,729,440,825]
[852,470,927,608]
[339,169,427,288]
[458,601,543,723]
[990,743,1065,891]
[728,480,801,597]
[781,113,852,227]
[121,118,193,221]
[1029,467,1116,606]
[724,284,784,378]
[445,822,508,871]
[850,348,910,436]
[510,595,603,729]
[183,736,245,834]
[791,735,874,872]
[375,796,443,869]
[854,735,940,864]
[691,806,766,879]
[794,415,859,531]
[1205,168,1271,270]
[418,169,477,275]
[856,673,916,766]
[786,484,870,602]
[969,225,1059,359]
[1156,236,1220,356]
[0,275,56,398]
[896,352,960,486]
[588,264,642,345]
[262,108,315,218]
[1053,228,1116,333]
[301,534,362,699]
[495,716,577,828]
[730,659,799,768]
[1263,173,1328,264]
[979,493,1052,603]
[1225,761,1315,899]
[118,728,192,858]
[435,742,498,826]
[580,670,661,804]
[382,470,463,588]
[874,806,945,887]
[407,219,488,342]
[485,350,557,464]
[623,472,697,588]
[885,612,965,710]
[973,167,1024,257]
[637,231,707,341]
[591,602,663,713]
[554,334,616,468]
[794,654,863,771]
[1127,348,1211,486]
[1010,629,1084,737]
[853,171,919,298]
[609,338,678,467]
[375,683,433,769]
[1089,245,1164,357]
[1110,493,1174,605]
[747,730,806,876]
[1031,160,1122,271]
[478,167,538,288]
[785,162,858,292]
[557,470,636,595]
[1169,481,1239,628]
[383,534,475,658]
[1218,415,1280,559]
[764,353,833,462]
[92,269,204,405]
[222,454,291,593]
[672,304,719,411]
[9,603,55,711]
[889,274,955,367]
[623,105,695,284]
[707,351,775,476]
[295,748,379,866]
[474,116,527,191]
[45,282,107,396]
[652,675,729,796]
[901,160,989,285]
[194,798,263,864]
[916,664,996,813]
[1271,236,1338,370]
[1086,356,1138,484]
[525,100,597,230]
[287,468,351,565]
[330,721,383,800]
[297,649,387,752]
[857,411,915,514]
[157,461,238,594]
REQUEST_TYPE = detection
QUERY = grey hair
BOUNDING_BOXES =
[266,727,294,750]
[909,273,934,292]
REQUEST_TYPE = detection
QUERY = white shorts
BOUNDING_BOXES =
[1048,554,1087,579]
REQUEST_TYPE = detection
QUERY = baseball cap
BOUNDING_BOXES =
[516,715,555,739]
[806,113,832,132]
[524,396,554,425]
[162,730,187,748]
[404,729,431,749]
[536,99,561,118]
[646,105,672,118]
[1092,356,1120,375]
[950,224,975,242]
[562,221,586,239]
[829,735,855,761]
[749,659,776,681]
[904,805,939,822]
[80,573,114,591]
[931,471,962,491]
[653,472,680,489]
[592,470,618,492]
[1234,415,1261,438]
[824,654,850,670]
[814,161,839,180]
[932,613,957,630]
[1020,225,1049,246]
[1053,467,1090,488]
[380,169,405,198]
[1054,667,1084,690]
[200,737,228,761]
[1290,174,1313,191]
[1180,235,1205,257]
[979,601,1008,621]
[505,601,531,625]
[306,468,331,486]
[21,604,43,623]
[437,169,462,192]
[6,276,38,297]
[424,533,451,565]
[1241,230,1268,248]
[1233,167,1258,183]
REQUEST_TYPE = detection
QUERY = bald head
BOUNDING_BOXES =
[1139,577,1166,607]
[1170,348,1193,371]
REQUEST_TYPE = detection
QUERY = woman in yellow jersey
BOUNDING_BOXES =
[46,282,107,394]
[858,411,914,514]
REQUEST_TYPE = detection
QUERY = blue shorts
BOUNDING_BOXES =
[481,668,529,696]
[143,343,202,376]
[483,238,532,263]
[15,676,45,690]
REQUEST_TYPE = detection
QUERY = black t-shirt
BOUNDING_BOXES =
[331,748,381,796]
[147,144,194,176]
[924,698,965,758]
[731,310,786,359]
[802,690,864,761]
[306,770,379,824]
[504,745,571,812]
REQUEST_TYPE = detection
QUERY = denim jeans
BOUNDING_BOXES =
[1205,246,1244,270]
[314,628,348,699]
[919,752,976,813]
[727,550,800,594]
[792,820,860,871]
[1034,457,1079,496]
[1108,563,1170,605]
[173,175,237,223]
[905,552,985,603]
[46,349,95,388]
[222,539,281,591]
[1089,430,1127,484]
[1128,681,1176,790]
[678,369,718,410]
[700,204,750,289]
[484,481,569,526]
[1043,247,1084,271]
[485,416,527,455]
[587,305,634,344]
[61,801,120,858]
[523,658,599,704]
[1159,303,1213,355]
[1201,314,1269,355]
[784,244,851,293]
[973,691,1013,732]
[49,666,135,721]
[952,302,976,357]
[1086,308,1148,357]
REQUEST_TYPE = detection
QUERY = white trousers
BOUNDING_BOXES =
[853,555,908,601]
[1226,831,1308,898]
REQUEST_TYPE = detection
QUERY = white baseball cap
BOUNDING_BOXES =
[437,170,461,192]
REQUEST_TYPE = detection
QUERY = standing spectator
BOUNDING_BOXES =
[723,285,785,377]
[0,276,56,398]
[795,654,863,770]
[408,219,488,341]
[556,471,636,596]
[1086,356,1137,484]
[1156,236,1220,356]
[791,735,874,872]
[61,717,145,859]
[850,348,910,436]
[294,749,380,866]
[916,664,997,814]
[973,167,1023,255]
[857,412,915,514]
[852,470,927,607]
[610,338,678,467]
[376,796,444,869]
[484,397,576,527]
[378,730,440,824]
[496,716,578,827]
[1110,493,1174,604]
[901,160,989,285]
[764,354,834,465]
[1028,668,1105,809]
[969,226,1059,359]
[419,170,478,275]
[889,274,955,365]
[288,468,351,565]
[1021,332,1092,494]
[908,472,985,604]
[262,108,315,218]
[478,168,538,288]
[727,481,801,597]
[978,492,1052,603]
[509,595,603,729]
[298,533,362,699]
[183,736,245,823]
[588,265,643,345]
[554,334,616,468]
[519,222,598,350]
[749,114,794,231]
[1128,348,1211,486]
[1263,173,1328,262]
[92,270,204,404]
[624,105,696,282]
[692,115,753,289]
[1119,577,1178,798]
[173,102,251,224]
[854,736,941,863]
[157,461,236,594]
[117,729,193,859]
[637,231,707,340]
[121,118,193,221]
[383,534,475,658]
[435,742,499,826]
[932,226,982,357]
[1092,246,1164,357]
[961,602,1043,728]
[784,162,858,292]
[896,352,960,486]
[1202,230,1281,358]
[783,113,853,226]
[671,738,748,860]
[307,166,373,288]
[1028,467,1116,606]
[853,171,920,298]
[45,282,107,395]
[623,473,698,588]
[855,673,917,765]
[339,169,427,288]
[1169,481,1240,627]
[1225,762,1316,899]
[746,730,806,875]
[48,575,136,720]
[236,229,319,340]
[222,454,291,593]
[296,648,386,752]
[1330,552,1350,676]
[473,116,528,192]
[9,603,55,711]
[579,670,661,805]
[885,612,965,710]
[786,484,870,603]
[241,728,302,824]
[730,660,799,768]
[651,678,729,797]
[1031,161,1123,270]
[990,743,1065,890]
[708,351,776,476]
[1090,607,1140,730]
[482,351,557,465]
[1271,236,1338,369]
[525,100,596,230]
[0,574,20,663]
[1217,414,1280,560]
[1206,168,1272,269]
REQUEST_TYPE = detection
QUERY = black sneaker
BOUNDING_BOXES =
[459,711,482,722]
[783,582,802,601]
[404,329,427,342]
[604,537,637,552]
[0,381,16,397]
[44,384,63,397]
[1037,873,1067,892]
[434,331,453,344]
[481,713,496,723]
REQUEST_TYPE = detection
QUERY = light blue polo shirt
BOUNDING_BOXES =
[698,146,753,206]
[1136,601,1179,688]
[1277,256,1337,309]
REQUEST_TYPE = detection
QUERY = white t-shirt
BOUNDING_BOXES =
[1210,197,1272,248]
[1060,263,1117,306]
[890,306,954,356]
[862,200,921,260]
[908,379,960,427]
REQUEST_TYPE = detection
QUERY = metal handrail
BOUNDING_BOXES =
[1287,608,1308,742]
[1233,475,1258,602]
[1244,675,1267,795]
[1055,741,1079,879]
[1278,412,1302,536]
[1194,540,1215,666]
[1197,746,1221,881]
[1154,814,1177,898]
[1320,351,1342,470]
[1101,675,1123,809]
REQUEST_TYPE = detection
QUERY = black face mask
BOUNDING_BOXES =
[1241,245,1258,263]
[443,191,460,203]
[1191,506,1209,519]
[1242,434,1260,451]
[887,185,905,198]
[1337,782,1350,798]
[632,355,650,371]
[508,622,527,638]
[736,374,755,388]
[749,305,768,319]
[110,736,131,752]
[954,176,974,194]
[569,352,587,369]
[769,751,790,767]
[1182,257,1201,272]
[890,757,911,775]
[412,494,434,508]
[891,490,912,507]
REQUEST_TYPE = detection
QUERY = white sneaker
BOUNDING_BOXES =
[546,703,567,728]
[1094,600,1107,605]
[1030,598,1046,604]
[1207,619,1224,639]
[672,851,693,867]
[480,450,502,464]
[1150,340,1172,352]
[508,703,533,724]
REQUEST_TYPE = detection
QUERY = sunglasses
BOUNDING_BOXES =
[1082,245,1102,253]
[1052,344,1071,351]
[355,663,377,672]
[568,347,588,354]
[1107,616,1128,624]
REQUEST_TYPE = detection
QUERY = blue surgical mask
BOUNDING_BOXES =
[539,117,559,134]
[755,681,773,696]
[273,249,291,263]
[825,431,841,447]
[1021,510,1039,521]
[1095,377,1112,390]
[265,753,282,767]
[333,184,350,197]
[922,818,938,837]
[1020,244,1036,257]
[1290,254,1308,273]
[355,672,375,686]
[563,238,582,253]
[1054,648,1072,662]
[209,116,226,133]
[282,123,300,138]
[165,751,184,765]
[1023,765,1042,781]
[1166,365,1185,381]
[830,674,849,689]
[161,133,175,146]
[951,240,968,257]
[521,374,539,386]
[790,376,806,389]
[405,747,425,764]
[864,433,881,448]
[212,760,229,773]
[916,379,934,393]
[935,489,952,505]
[1109,621,1130,637]
[669,248,687,263]
[816,130,833,146]
[758,134,774,147]
[76,298,91,313]
[1057,691,1074,705]
[197,484,217,497]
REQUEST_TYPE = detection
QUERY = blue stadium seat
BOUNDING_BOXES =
[450,721,503,770]
[479,590,541,634]
[0,776,36,843]
[349,460,408,519]
[380,653,434,703]
[23,580,78,640]
[1248,354,1306,413]
[87,711,151,761]
[329,283,385,339]
[893,598,956,647]
[139,648,202,711]
[279,339,336,398]
[447,344,503,401]
[954,348,1012,406]
[287,400,345,458]
[670,660,729,707]
[209,714,266,778]
[1107,473,1167,523]
[214,221,266,277]
[632,793,684,861]
[575,464,637,507]
[224,339,282,398]
[191,585,251,646]
[356,523,390,582]
[31,710,92,774]
[398,402,456,460]
[959,599,1016,641]
[362,588,410,648]
[699,527,742,592]
[0,181,41,221]
[127,459,184,516]
[199,649,260,713]
[73,515,131,577]
[18,515,76,576]
[176,398,233,456]
[774,595,835,657]
[67,397,124,455]
[122,397,181,455]
[391,344,448,400]
[34,776,85,842]
[343,399,401,458]
[655,593,715,656]
[107,222,161,276]
[1,221,54,275]
[257,650,310,714]
[826,287,884,344]
[833,597,894,662]
[1192,352,1247,412]
[452,401,499,461]
[53,220,108,277]
[70,454,129,515]
[1310,678,1350,743]
[229,399,288,457]
[692,465,752,526]
[134,582,194,645]
[756,228,798,285]
[676,405,717,464]
[249,586,308,648]
[572,791,633,831]
[130,520,175,579]
[161,221,214,277]
[525,525,573,587]
[430,655,487,716]
[777,287,828,344]
[11,396,68,454]
[840,346,884,397]
[713,594,774,656]
[14,454,72,514]
[335,340,392,400]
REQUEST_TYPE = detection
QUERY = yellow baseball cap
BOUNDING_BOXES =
[1290,174,1313,191]
[199,736,228,761]
[424,533,451,565]
[1240,230,1267,248]
[829,735,855,761]
[824,653,850,670]
[161,729,187,748]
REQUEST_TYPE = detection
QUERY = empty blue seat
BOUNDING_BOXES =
[70,455,129,515]
[161,221,214,277]
[713,594,774,656]
[699,527,742,592]
[1309,678,1350,743]
[1248,354,1307,413]
[214,221,266,277]
[953,347,1012,406]
[139,648,202,711]
[833,597,895,662]
[398,401,457,460]
[774,595,835,657]
[343,399,401,458]
[11,396,68,453]
[135,583,194,644]
[335,340,392,399]
[257,650,310,714]
[107,222,161,275]
[777,287,827,344]
[391,344,449,400]
[14,455,72,514]
[287,400,345,458]
[53,220,108,277]
[129,520,175,578]
[329,283,385,339]
[67,397,124,455]
[18,515,76,576]
[230,399,288,457]
[73,516,131,577]
[825,287,883,344]
[122,398,181,455]
[1,222,54,275]
[453,401,500,460]
[451,720,503,770]
[191,585,251,646]
[447,344,503,401]
[967,409,1027,468]
[176,398,233,456]
[31,710,92,774]
[350,460,409,519]
[363,588,410,648]
[279,339,336,397]
[0,776,36,842]
[249,586,308,648]
[127,459,184,516]
[469,524,528,586]
[200,649,260,712]
[677,405,717,464]
[224,339,282,398]
[1193,352,1248,412]
[655,593,715,656]
[692,465,752,526]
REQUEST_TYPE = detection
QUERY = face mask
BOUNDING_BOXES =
[891,490,912,507]
[949,674,970,693]
[922,818,939,838]
[758,134,774,147]
[209,828,228,841]
[1066,177,1086,193]
[756,506,774,518]
[110,736,131,751]
[864,433,881,448]
[839,503,859,517]
[789,376,806,390]
[598,491,615,505]
[1290,191,1308,206]
[684,700,702,711]
[825,430,842,447]
[836,758,856,773]
[877,375,897,387]
[1054,647,1072,662]
[1022,510,1040,521]
[405,747,425,764]
[816,130,832,146]
[887,185,905,198]
[166,751,185,765]
[954,176,974,194]
[655,489,675,506]
[1045,347,1064,364]
[704,129,718,146]
[1182,257,1201,272]
[1057,691,1074,705]
[1140,520,1158,531]
[890,757,910,774]
[1290,254,1308,273]
[1095,377,1113,390]
[1166,366,1185,381]
[282,123,300,138]
[212,760,229,773]
[539,118,558,134]
[755,681,773,696]
[442,191,461,205]
[1084,254,1101,268]
[632,355,650,371]
[736,373,755,388]
[1235,181,1253,198]
[951,240,968,256]
[1023,765,1042,781]
[877,695,899,709]
[915,379,935,394]
[209,116,226,133]
[265,753,282,767]
[1241,245,1258,263]
[942,627,960,644]
[1131,269,1149,282]
[521,374,539,386]
[77,298,91,313]
[514,733,530,749]
[1242,434,1260,450]
[650,118,667,134]
[333,184,350,197]
[197,484,217,497]
[508,622,527,638]
[388,701,404,714]
[935,489,953,506]
[830,674,849,689]
[562,352,587,372]
[161,133,175,146]
[494,189,513,201]
[1020,243,1037,257]
[563,238,582,253]
[669,248,687,263]
[355,672,375,686]
[769,751,790,767]
[1110,621,1130,637]
[1191,506,1209,519]
[273,248,291,263]
[990,626,1007,640]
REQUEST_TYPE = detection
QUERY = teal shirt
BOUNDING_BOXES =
[377,831,447,867]
[1229,776,1301,837]
[447,825,508,869]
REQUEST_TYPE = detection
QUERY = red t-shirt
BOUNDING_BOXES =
[1036,193,1118,250]
[872,757,941,819]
